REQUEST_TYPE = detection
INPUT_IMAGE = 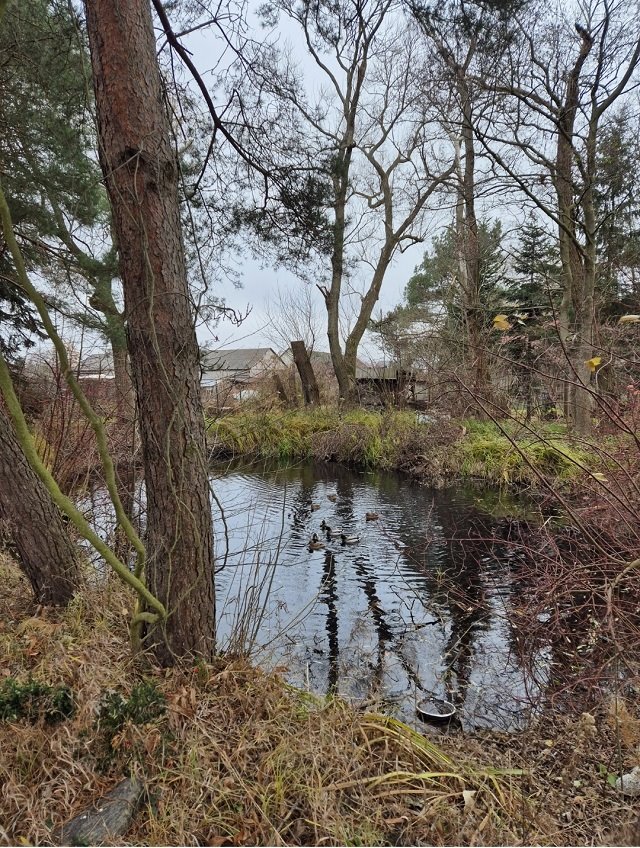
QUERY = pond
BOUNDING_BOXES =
[209,460,549,732]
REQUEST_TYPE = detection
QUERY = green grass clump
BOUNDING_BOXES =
[207,407,342,459]
[207,407,451,470]
[0,677,74,724]
[207,407,601,487]
[453,420,595,484]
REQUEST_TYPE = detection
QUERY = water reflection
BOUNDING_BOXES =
[211,459,548,730]
[319,551,339,693]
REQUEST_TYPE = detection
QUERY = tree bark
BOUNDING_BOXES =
[554,28,593,434]
[326,153,354,400]
[0,404,81,605]
[84,0,215,663]
[272,371,291,406]
[291,340,320,405]
[111,338,137,559]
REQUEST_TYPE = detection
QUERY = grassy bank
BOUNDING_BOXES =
[1,554,637,846]
[206,408,598,488]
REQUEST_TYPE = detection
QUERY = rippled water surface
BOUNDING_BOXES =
[209,460,548,731]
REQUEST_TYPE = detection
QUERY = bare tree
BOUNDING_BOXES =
[409,0,523,404]
[227,0,454,400]
[475,0,640,432]
[264,285,323,355]
[84,0,216,663]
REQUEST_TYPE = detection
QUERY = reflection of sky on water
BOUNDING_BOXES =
[210,460,549,731]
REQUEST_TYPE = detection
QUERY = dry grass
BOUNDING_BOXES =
[0,552,638,846]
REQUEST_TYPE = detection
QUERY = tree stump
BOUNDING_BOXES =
[291,340,320,405]
[52,777,143,846]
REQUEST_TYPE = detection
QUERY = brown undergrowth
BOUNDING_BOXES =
[0,553,638,846]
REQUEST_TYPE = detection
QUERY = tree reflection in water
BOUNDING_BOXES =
[205,459,548,730]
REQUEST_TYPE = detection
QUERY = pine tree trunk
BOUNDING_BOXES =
[111,339,137,559]
[0,404,81,605]
[84,0,215,663]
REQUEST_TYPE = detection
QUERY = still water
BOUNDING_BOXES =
[209,460,548,731]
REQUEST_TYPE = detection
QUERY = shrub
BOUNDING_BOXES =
[0,678,74,724]
[96,680,166,739]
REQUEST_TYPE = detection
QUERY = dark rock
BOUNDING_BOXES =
[52,777,143,846]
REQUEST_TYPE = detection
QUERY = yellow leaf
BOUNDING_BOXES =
[585,356,602,372]
[618,315,640,324]
[493,314,511,331]
[592,472,608,483]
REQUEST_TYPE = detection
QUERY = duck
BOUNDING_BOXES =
[308,533,325,550]
[327,493,338,502]
[320,521,342,537]
[365,512,379,521]
[310,503,321,511]
[340,533,360,545]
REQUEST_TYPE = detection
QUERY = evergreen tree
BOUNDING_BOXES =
[508,213,561,310]
[503,215,561,420]
[405,218,507,322]
[85,0,216,663]
[0,0,110,353]
[593,111,640,315]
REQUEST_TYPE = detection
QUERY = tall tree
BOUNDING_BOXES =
[227,0,453,400]
[593,111,640,316]
[508,213,561,309]
[371,218,506,374]
[504,214,562,420]
[405,219,506,311]
[0,0,137,523]
[475,1,640,432]
[0,0,87,605]
[410,0,524,399]
[84,0,215,663]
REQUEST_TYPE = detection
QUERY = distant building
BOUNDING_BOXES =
[77,352,115,381]
[73,346,423,408]
[200,347,285,407]
[355,362,417,406]
[72,347,286,409]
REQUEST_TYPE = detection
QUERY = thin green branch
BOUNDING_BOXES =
[0,184,146,573]
[0,350,165,621]
[0,182,166,629]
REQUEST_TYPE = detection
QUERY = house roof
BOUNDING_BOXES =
[78,352,114,377]
[309,350,333,365]
[201,347,282,374]
[356,362,414,380]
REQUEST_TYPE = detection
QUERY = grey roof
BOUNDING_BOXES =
[309,350,333,366]
[356,363,414,380]
[201,347,282,373]
[78,352,114,376]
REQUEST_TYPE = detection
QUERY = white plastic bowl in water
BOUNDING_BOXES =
[416,697,456,722]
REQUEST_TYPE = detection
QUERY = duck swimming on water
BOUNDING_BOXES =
[340,533,360,545]
[308,533,325,550]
